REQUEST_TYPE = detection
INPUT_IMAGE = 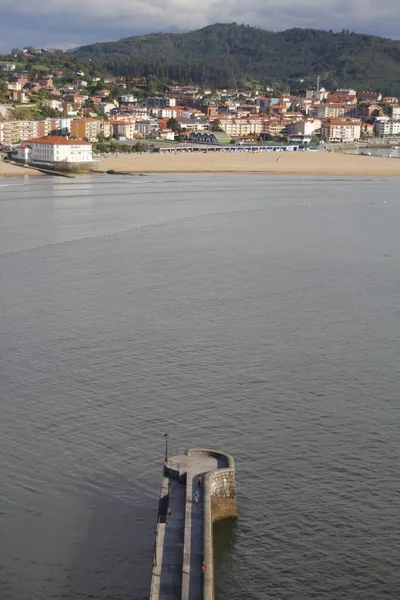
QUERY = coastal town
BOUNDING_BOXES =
[1,13,400,600]
[1,57,400,170]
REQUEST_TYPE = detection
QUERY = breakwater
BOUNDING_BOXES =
[149,448,237,600]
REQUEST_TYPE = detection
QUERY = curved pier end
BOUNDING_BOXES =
[189,450,238,600]
[149,448,237,600]
[188,449,238,521]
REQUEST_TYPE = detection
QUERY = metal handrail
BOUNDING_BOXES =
[165,459,180,472]
[167,446,188,457]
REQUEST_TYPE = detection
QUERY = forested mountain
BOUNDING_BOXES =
[73,23,400,94]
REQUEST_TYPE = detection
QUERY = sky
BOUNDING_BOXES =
[0,0,400,51]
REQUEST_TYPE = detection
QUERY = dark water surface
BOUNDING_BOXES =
[1,174,399,600]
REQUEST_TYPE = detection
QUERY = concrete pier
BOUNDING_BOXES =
[149,449,237,600]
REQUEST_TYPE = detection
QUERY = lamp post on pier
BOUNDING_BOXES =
[164,433,169,462]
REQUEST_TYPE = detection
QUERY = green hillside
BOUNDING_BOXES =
[73,23,400,94]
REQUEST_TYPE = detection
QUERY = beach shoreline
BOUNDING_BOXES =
[0,161,44,178]
[94,151,400,177]
[2,151,400,178]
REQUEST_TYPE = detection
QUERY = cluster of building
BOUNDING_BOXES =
[2,69,400,162]
[4,72,61,103]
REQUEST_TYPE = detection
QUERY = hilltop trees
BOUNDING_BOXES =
[4,24,400,94]
[72,23,400,94]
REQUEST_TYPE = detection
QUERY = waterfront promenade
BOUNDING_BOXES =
[149,449,237,600]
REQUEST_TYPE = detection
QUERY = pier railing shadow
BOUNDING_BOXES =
[189,472,206,600]
[65,473,155,600]
[152,477,186,600]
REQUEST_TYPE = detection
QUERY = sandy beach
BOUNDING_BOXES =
[2,151,400,178]
[95,151,400,177]
[0,161,43,178]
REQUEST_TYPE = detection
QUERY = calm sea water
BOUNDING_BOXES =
[1,174,399,600]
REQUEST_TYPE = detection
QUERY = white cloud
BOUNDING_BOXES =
[44,42,80,50]
[2,0,400,27]
[1,0,400,48]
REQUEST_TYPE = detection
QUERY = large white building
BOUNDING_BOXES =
[16,136,92,166]
[0,118,71,145]
[98,102,116,115]
[320,119,361,143]
[317,104,346,118]
[120,95,138,104]
[390,106,400,119]
[374,118,400,136]
[112,122,138,139]
[219,118,263,136]
[151,108,178,119]
[287,119,321,142]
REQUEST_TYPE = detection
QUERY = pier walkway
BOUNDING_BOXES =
[149,449,237,600]
[181,454,218,600]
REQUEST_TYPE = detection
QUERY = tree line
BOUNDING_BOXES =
[73,23,400,95]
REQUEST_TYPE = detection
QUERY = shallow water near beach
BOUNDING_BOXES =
[1,174,399,600]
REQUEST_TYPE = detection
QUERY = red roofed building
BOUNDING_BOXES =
[15,136,92,166]
[327,93,357,105]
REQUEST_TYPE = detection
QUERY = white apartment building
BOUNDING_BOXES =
[120,95,138,104]
[16,136,92,165]
[178,118,210,132]
[100,121,113,138]
[152,108,178,119]
[48,100,63,111]
[9,90,29,103]
[54,118,72,136]
[263,120,288,137]
[158,129,175,141]
[375,118,400,136]
[320,119,361,142]
[287,119,321,140]
[0,118,72,145]
[113,122,137,139]
[390,106,400,119]
[98,102,116,115]
[129,107,149,118]
[7,82,22,91]
[135,120,158,136]
[219,118,263,136]
[317,104,345,118]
